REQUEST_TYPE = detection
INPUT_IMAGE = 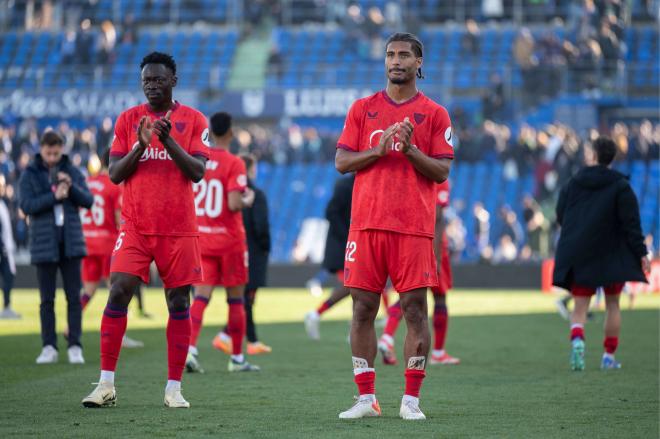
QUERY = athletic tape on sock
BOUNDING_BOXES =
[407,356,426,370]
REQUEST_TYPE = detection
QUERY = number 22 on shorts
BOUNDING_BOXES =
[114,232,126,252]
[345,241,357,262]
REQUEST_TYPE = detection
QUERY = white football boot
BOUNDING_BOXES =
[399,398,426,420]
[304,311,320,340]
[82,381,116,408]
[164,387,190,408]
[339,396,381,419]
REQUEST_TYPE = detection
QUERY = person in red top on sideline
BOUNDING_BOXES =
[184,112,259,374]
[377,180,460,366]
[335,33,453,421]
[82,52,209,409]
[78,150,144,349]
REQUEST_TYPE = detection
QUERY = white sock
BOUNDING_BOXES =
[353,367,375,375]
[433,349,445,357]
[100,370,115,384]
[359,393,376,402]
[188,345,198,356]
[380,334,394,346]
[570,323,584,330]
[165,380,181,392]
[402,394,419,405]
[231,354,244,363]
[602,352,615,360]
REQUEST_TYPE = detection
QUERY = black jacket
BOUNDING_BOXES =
[553,166,647,289]
[244,180,270,289]
[322,174,354,272]
[18,154,93,264]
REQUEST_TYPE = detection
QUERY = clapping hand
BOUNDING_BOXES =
[153,110,172,145]
[399,117,414,154]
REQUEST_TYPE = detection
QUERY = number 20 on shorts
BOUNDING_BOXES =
[345,241,357,262]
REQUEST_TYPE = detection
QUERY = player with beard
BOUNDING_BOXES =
[335,33,453,420]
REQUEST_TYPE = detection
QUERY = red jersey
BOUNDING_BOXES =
[110,102,210,236]
[337,90,454,238]
[436,180,450,208]
[80,172,121,255]
[194,148,247,255]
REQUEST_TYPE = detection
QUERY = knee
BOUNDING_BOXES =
[108,280,134,306]
[353,301,379,323]
[167,289,190,312]
[403,303,428,327]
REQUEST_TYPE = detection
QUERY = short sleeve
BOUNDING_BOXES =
[189,111,210,159]
[226,158,247,193]
[110,112,129,157]
[337,100,363,152]
[430,107,454,159]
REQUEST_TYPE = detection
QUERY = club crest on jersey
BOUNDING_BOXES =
[237,174,247,187]
[175,122,186,133]
[414,113,426,124]
[138,146,173,162]
[367,111,378,119]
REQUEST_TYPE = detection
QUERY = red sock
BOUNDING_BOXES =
[167,309,191,381]
[316,299,333,315]
[80,293,92,311]
[227,299,246,355]
[604,336,618,354]
[433,304,448,350]
[570,325,585,341]
[355,371,376,395]
[404,369,426,398]
[100,304,128,371]
[189,296,209,348]
[383,302,402,337]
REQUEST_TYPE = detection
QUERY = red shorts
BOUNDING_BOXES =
[110,230,203,289]
[196,248,248,287]
[344,229,437,293]
[571,283,624,297]
[431,239,452,296]
[82,254,111,283]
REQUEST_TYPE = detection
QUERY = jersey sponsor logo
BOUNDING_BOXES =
[237,174,247,187]
[138,146,173,162]
[175,121,186,133]
[369,129,415,152]
[444,127,453,147]
[201,128,211,146]
[414,112,426,124]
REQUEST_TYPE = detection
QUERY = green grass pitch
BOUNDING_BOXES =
[0,288,658,438]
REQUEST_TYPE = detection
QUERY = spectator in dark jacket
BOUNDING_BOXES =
[241,154,271,354]
[304,173,354,340]
[553,136,649,372]
[18,131,93,365]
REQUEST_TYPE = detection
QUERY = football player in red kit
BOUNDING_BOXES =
[82,52,209,409]
[335,33,453,420]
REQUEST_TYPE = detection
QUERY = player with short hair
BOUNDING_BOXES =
[335,32,453,420]
[378,180,460,366]
[78,150,143,348]
[82,52,209,408]
[185,111,260,373]
[553,136,649,371]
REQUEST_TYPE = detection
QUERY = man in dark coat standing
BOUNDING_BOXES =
[18,131,93,365]
[553,136,649,371]
[240,154,271,354]
[304,173,354,340]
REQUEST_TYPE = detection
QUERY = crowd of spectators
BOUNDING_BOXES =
[514,0,629,105]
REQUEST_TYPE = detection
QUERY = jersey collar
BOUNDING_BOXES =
[381,90,422,108]
[145,100,180,117]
